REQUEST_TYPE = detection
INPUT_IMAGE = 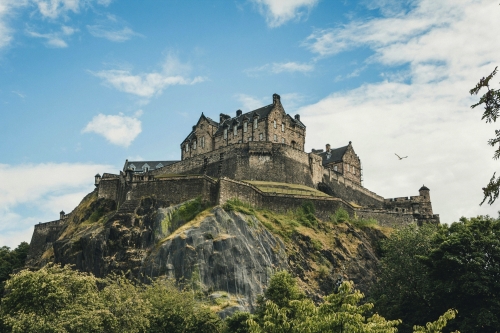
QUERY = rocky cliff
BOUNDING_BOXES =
[27,190,389,314]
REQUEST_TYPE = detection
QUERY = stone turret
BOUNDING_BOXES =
[419,185,433,215]
[60,210,65,220]
[95,174,101,187]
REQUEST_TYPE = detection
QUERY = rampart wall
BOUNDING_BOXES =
[356,209,416,228]
[127,175,218,206]
[26,219,66,267]
[217,178,355,220]
[320,169,385,208]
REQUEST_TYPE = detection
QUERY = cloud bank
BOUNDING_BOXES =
[299,0,500,223]
[0,162,113,248]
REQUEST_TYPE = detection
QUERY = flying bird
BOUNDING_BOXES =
[395,153,408,160]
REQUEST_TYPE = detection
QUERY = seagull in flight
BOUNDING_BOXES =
[395,153,408,160]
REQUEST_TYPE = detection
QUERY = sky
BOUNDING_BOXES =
[0,0,499,248]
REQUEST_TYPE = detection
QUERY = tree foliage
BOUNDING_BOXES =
[0,264,222,333]
[470,66,500,204]
[0,242,29,295]
[242,271,455,333]
[373,219,500,333]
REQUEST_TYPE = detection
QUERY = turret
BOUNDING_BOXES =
[60,210,65,220]
[419,185,430,201]
[95,173,101,187]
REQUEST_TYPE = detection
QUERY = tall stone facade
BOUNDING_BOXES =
[180,94,306,160]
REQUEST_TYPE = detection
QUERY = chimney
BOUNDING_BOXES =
[295,114,300,121]
[236,109,242,117]
[192,125,196,131]
[220,113,230,124]
[326,144,331,152]
[273,93,281,105]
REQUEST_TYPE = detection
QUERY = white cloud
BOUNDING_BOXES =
[246,61,314,75]
[252,0,319,27]
[299,0,500,224]
[82,112,142,147]
[26,24,77,48]
[87,14,142,42]
[91,55,206,98]
[235,94,268,111]
[34,0,80,19]
[0,162,113,248]
[0,0,28,49]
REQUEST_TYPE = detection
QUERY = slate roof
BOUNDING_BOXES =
[214,104,275,136]
[123,160,179,172]
[317,145,348,166]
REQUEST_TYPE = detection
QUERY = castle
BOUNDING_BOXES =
[30,94,439,252]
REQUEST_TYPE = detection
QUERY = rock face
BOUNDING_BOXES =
[28,191,387,313]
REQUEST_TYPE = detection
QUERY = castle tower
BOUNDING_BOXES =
[60,210,65,220]
[418,185,433,215]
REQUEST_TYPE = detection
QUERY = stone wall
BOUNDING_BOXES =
[218,178,355,220]
[26,219,66,267]
[320,169,385,208]
[127,175,218,205]
[356,209,417,228]
[153,142,326,188]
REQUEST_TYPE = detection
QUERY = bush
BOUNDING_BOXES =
[330,207,350,224]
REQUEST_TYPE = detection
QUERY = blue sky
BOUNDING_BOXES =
[1,0,499,248]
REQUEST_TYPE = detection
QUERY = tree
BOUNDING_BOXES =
[373,218,500,333]
[371,223,441,333]
[143,279,222,333]
[0,242,29,295]
[0,264,151,333]
[246,271,455,333]
[470,66,500,204]
[421,216,500,333]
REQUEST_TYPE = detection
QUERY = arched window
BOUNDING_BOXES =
[193,140,197,150]
[259,133,263,141]
[273,120,277,128]
[273,134,277,142]
[185,144,189,152]
[281,123,285,132]
[281,137,285,143]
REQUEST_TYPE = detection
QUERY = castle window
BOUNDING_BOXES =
[129,164,136,171]
[201,136,205,148]
[233,126,237,136]
[334,165,338,172]
[224,128,228,139]
[193,140,197,150]
[274,134,277,142]
[244,122,247,132]
[248,136,252,141]
[156,163,164,168]
[274,120,277,129]
[281,123,285,132]
[185,144,189,152]
[281,137,285,143]
[254,118,258,129]
[259,133,263,141]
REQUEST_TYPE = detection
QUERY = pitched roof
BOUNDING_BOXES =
[317,145,348,165]
[214,104,275,135]
[123,160,179,172]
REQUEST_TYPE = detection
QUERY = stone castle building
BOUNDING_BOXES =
[30,93,439,258]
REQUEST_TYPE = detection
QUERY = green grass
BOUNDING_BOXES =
[243,180,330,197]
